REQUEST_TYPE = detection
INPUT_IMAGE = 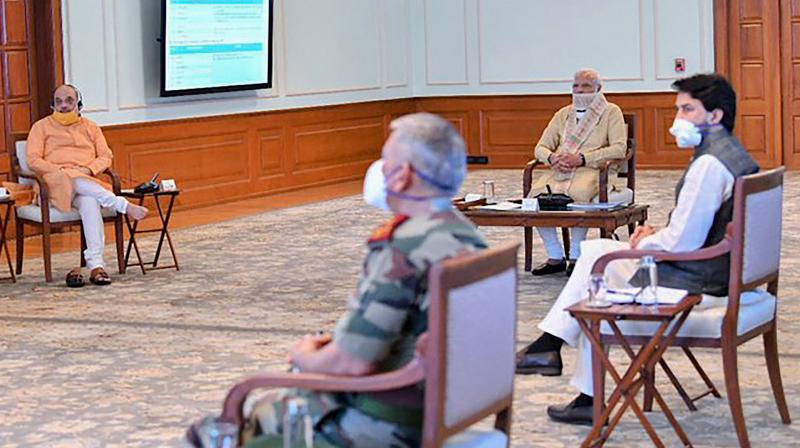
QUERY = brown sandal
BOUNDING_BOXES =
[65,268,85,288]
[89,267,112,286]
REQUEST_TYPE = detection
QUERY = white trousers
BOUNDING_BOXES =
[72,178,129,270]
[537,238,640,396]
[537,227,589,260]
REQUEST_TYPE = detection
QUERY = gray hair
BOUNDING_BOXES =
[574,68,602,88]
[389,112,466,195]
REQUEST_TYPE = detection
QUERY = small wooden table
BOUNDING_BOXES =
[121,189,180,274]
[567,296,701,448]
[0,197,15,282]
[460,203,649,271]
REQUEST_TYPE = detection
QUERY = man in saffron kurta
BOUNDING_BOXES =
[26,84,148,286]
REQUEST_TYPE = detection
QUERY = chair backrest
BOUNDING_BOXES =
[730,167,784,290]
[619,114,636,193]
[9,134,34,186]
[423,241,519,446]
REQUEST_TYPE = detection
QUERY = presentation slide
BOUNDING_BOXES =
[162,0,272,96]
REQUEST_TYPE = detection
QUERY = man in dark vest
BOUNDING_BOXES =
[514,73,759,425]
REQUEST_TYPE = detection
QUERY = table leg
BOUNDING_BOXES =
[524,226,532,272]
[607,313,696,446]
[124,197,147,275]
[151,194,179,270]
[0,204,15,282]
[591,321,605,433]
[579,318,673,447]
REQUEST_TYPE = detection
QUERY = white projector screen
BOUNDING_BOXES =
[160,0,273,97]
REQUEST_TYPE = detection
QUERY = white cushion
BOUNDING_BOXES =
[15,141,35,187]
[444,429,508,448]
[600,290,776,339]
[591,187,633,205]
[16,204,117,223]
[743,186,782,284]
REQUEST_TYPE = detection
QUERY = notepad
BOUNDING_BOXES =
[477,201,521,211]
[567,201,626,211]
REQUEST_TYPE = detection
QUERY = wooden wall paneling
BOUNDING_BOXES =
[1,0,37,184]
[782,0,800,168]
[32,0,63,120]
[2,0,27,46]
[102,99,417,210]
[723,0,782,167]
[417,93,683,169]
[4,50,30,98]
[7,99,29,133]
[256,127,285,178]
[292,117,384,173]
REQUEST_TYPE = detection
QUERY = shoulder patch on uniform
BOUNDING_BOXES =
[368,215,410,244]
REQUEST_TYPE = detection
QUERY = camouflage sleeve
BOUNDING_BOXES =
[333,244,420,364]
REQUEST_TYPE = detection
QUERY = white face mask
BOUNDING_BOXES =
[363,160,391,211]
[572,92,595,111]
[669,118,703,148]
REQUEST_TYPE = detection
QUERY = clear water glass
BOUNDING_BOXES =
[586,273,611,308]
[283,397,313,448]
[197,415,238,448]
[482,180,496,204]
[638,255,659,306]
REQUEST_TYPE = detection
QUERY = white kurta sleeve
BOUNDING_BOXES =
[638,155,735,252]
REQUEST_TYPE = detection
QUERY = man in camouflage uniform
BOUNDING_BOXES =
[243,112,487,447]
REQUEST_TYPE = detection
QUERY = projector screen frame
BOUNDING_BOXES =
[159,0,275,98]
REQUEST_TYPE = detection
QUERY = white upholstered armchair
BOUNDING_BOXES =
[189,241,520,447]
[590,167,790,448]
[10,133,125,282]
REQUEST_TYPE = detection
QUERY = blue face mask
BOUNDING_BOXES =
[362,160,455,212]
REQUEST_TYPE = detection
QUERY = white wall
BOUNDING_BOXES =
[61,0,412,125]
[61,0,713,126]
[411,0,715,96]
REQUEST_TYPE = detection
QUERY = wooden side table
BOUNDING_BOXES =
[120,189,180,274]
[567,296,701,448]
[0,197,15,282]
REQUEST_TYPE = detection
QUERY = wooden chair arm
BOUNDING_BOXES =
[590,232,733,275]
[102,168,122,194]
[597,156,628,203]
[219,358,425,427]
[523,159,541,197]
[16,170,49,203]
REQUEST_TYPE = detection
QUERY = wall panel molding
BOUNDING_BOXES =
[423,0,469,86]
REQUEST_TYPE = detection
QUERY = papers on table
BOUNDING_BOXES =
[605,286,689,305]
[567,201,626,211]
[464,193,484,202]
[477,201,521,211]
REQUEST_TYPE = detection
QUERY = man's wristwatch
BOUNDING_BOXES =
[579,154,586,167]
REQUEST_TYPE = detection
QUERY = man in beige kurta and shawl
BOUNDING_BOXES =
[528,69,627,276]
[26,85,148,286]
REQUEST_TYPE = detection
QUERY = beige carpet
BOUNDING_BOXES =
[1,169,799,447]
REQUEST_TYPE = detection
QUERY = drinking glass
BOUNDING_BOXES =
[585,273,611,308]
[197,415,238,448]
[283,396,313,448]
[482,180,496,204]
[637,255,659,306]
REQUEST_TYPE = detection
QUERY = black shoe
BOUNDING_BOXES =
[547,396,594,426]
[531,260,566,276]
[515,349,562,376]
[565,260,576,277]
